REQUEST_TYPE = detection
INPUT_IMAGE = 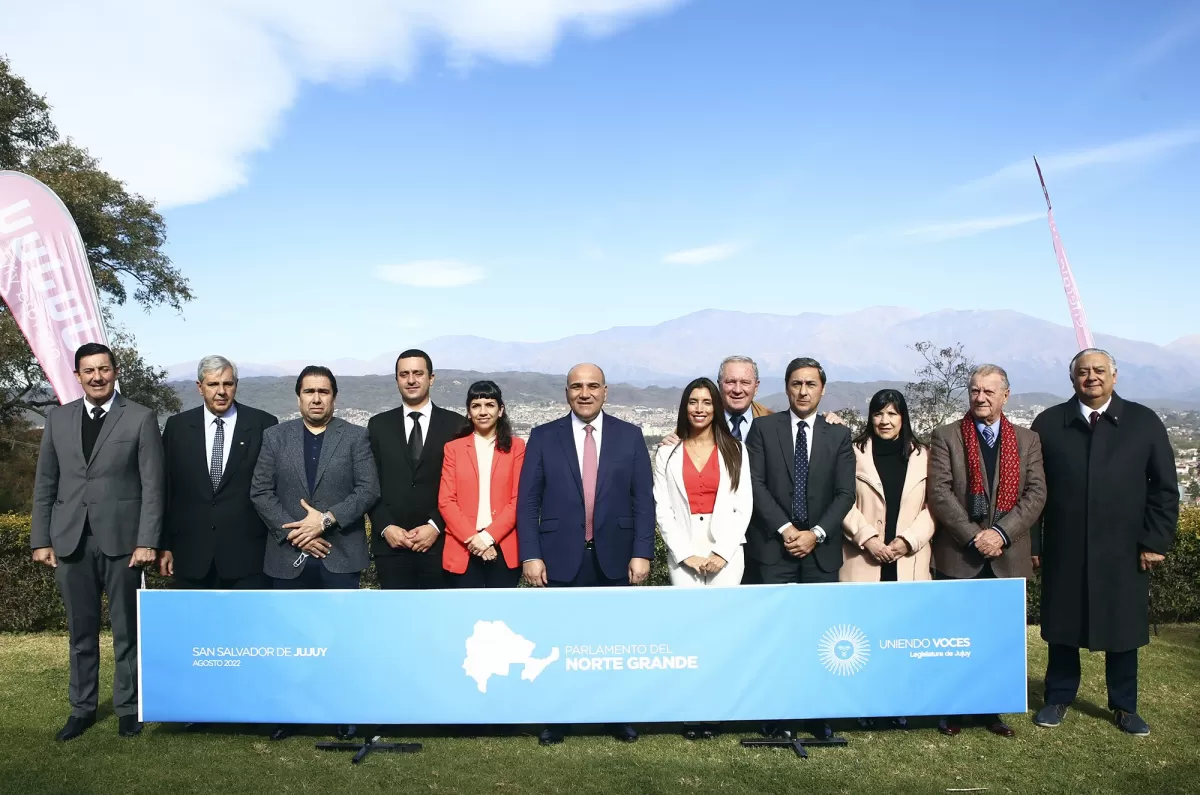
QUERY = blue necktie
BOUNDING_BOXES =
[729,413,745,441]
[792,421,809,526]
[981,425,995,448]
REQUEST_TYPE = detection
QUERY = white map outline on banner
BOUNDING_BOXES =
[462,620,560,693]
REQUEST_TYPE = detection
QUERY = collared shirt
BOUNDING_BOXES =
[725,409,753,439]
[83,391,117,418]
[780,410,825,540]
[403,399,434,442]
[203,403,239,477]
[570,410,604,473]
[974,416,1001,447]
[1078,397,1113,424]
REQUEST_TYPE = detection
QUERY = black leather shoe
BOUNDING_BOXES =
[890,717,909,730]
[700,723,719,739]
[856,717,876,730]
[335,724,356,740]
[809,721,833,740]
[55,713,96,742]
[118,715,142,737]
[614,724,639,743]
[269,725,291,741]
[985,720,1015,738]
[937,718,961,736]
[538,727,565,746]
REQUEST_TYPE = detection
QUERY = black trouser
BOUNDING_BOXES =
[758,554,838,584]
[176,562,271,590]
[375,547,446,590]
[273,556,361,590]
[55,531,142,718]
[448,546,520,588]
[1044,644,1138,714]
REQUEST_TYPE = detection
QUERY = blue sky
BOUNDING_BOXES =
[7,0,1200,366]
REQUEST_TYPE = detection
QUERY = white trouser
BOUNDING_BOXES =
[666,514,745,587]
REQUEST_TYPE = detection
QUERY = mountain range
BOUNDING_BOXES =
[166,307,1200,399]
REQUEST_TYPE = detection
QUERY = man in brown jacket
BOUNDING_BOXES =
[927,363,1046,738]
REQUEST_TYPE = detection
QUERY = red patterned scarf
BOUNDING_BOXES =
[960,413,1021,525]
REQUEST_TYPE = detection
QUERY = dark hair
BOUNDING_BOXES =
[395,349,433,376]
[671,377,743,492]
[295,366,338,397]
[853,389,922,459]
[785,357,827,386]
[74,342,115,372]
[456,380,514,453]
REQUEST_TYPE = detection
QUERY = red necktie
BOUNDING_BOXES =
[583,425,597,542]
[1089,411,1101,429]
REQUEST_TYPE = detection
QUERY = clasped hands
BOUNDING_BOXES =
[681,553,728,575]
[862,535,912,564]
[466,532,498,562]
[379,521,439,553]
[972,527,1006,559]
[282,499,332,558]
[782,525,818,558]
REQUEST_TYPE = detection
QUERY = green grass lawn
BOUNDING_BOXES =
[2,627,1198,794]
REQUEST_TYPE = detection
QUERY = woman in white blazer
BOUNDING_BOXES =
[654,377,752,588]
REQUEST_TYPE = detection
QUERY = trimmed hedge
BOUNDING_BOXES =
[3,510,1195,632]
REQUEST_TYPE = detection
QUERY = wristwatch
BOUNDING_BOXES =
[321,513,336,531]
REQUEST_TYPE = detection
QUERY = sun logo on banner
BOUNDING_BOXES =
[818,624,870,676]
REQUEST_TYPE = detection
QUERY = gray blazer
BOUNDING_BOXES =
[250,417,380,579]
[30,394,165,557]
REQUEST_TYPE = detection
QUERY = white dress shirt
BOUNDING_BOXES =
[1079,397,1113,423]
[779,410,826,541]
[403,399,439,531]
[203,403,238,477]
[570,410,604,472]
[403,399,433,441]
[474,433,497,546]
[83,391,117,418]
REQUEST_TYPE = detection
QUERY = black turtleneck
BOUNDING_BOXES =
[872,435,907,581]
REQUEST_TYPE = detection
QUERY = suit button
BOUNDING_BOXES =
[211,526,216,531]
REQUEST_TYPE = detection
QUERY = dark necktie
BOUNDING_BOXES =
[92,406,104,420]
[1089,411,1101,430]
[210,417,225,491]
[408,411,424,463]
[792,421,809,526]
[981,424,996,448]
[729,413,745,441]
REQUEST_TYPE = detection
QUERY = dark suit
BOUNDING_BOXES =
[162,403,278,588]
[30,394,165,718]
[516,412,656,585]
[745,411,855,583]
[367,403,462,589]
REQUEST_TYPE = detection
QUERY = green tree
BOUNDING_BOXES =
[906,341,976,438]
[1188,480,1200,503]
[0,55,191,421]
[832,407,866,438]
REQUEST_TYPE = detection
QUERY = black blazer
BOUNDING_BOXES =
[162,403,278,580]
[367,403,463,557]
[745,411,856,572]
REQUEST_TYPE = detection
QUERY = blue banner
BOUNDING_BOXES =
[138,580,1027,724]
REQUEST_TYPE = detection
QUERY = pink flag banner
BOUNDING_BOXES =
[1034,157,1095,351]
[0,171,108,405]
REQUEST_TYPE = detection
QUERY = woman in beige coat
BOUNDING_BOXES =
[842,389,935,729]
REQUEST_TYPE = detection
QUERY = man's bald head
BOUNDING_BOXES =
[566,363,607,422]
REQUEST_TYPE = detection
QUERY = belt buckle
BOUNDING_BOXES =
[584,540,595,549]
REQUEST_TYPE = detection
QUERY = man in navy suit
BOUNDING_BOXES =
[517,362,655,745]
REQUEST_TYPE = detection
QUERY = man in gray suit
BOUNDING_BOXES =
[250,365,379,741]
[30,342,165,742]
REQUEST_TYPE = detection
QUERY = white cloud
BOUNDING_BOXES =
[0,0,682,208]
[662,242,742,265]
[963,127,1200,191]
[376,259,485,287]
[901,213,1042,243]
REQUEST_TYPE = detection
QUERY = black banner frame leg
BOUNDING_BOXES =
[740,728,848,760]
[315,734,422,764]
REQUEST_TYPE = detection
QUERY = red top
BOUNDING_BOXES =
[683,448,720,514]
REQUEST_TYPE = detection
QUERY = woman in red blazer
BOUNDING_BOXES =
[439,380,525,587]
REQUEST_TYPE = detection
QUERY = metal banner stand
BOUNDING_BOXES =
[740,728,848,759]
[315,734,422,764]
